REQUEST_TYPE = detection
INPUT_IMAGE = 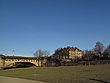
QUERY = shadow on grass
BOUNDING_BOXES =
[89,78,110,83]
[2,62,36,70]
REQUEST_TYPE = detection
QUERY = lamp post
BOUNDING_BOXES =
[0,49,2,55]
[0,49,4,55]
[12,50,15,56]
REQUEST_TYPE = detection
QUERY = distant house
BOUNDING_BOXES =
[52,46,83,63]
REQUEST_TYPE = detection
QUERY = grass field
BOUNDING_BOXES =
[0,64,110,83]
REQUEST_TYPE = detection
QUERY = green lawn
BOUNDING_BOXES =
[0,64,110,83]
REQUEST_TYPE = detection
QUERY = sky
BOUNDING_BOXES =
[0,0,110,56]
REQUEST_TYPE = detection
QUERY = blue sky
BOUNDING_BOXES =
[0,0,110,56]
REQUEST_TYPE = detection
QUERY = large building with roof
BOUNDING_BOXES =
[52,46,83,62]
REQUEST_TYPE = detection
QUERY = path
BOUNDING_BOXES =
[0,76,50,83]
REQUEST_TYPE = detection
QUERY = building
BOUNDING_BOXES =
[52,46,83,63]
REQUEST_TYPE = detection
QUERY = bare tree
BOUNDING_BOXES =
[103,44,110,59]
[82,50,95,61]
[94,41,104,58]
[34,49,50,57]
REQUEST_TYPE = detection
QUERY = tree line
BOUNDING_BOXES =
[82,41,110,61]
[33,41,110,61]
